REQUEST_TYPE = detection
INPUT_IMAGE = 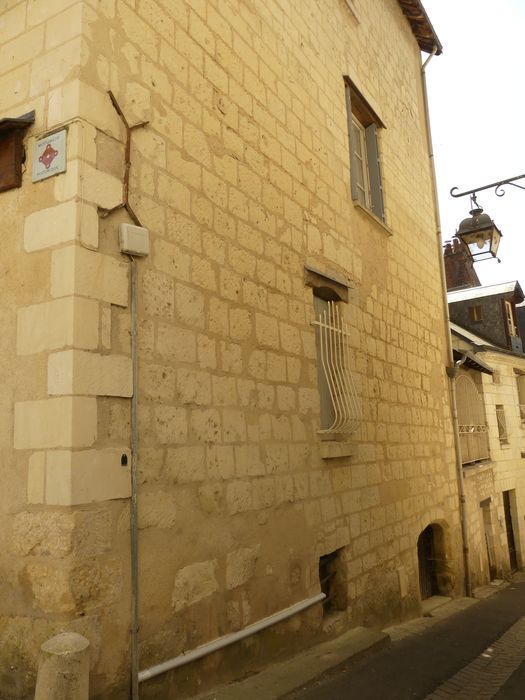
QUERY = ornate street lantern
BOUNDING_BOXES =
[450,173,525,263]
[455,198,502,262]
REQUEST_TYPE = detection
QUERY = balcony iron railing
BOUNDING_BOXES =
[458,424,490,465]
[456,373,490,465]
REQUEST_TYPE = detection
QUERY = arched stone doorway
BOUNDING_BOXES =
[417,523,451,600]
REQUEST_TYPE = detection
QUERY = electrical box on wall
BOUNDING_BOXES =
[119,223,150,257]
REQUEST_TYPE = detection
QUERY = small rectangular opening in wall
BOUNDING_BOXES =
[468,305,483,322]
[496,404,509,445]
[319,548,346,615]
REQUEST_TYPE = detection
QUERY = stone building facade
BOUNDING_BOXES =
[449,282,525,355]
[0,1,463,698]
[451,319,525,588]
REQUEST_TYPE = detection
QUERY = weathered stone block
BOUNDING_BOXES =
[17,297,99,355]
[25,563,75,614]
[12,511,75,557]
[14,398,97,450]
[45,449,131,505]
[27,451,46,504]
[154,405,188,445]
[172,560,219,612]
[226,545,260,590]
[24,201,98,252]
[166,445,206,482]
[48,350,132,397]
[138,491,178,529]
[51,246,129,306]
[255,313,280,349]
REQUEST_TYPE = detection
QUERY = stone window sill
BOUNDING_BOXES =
[320,441,354,460]
[353,201,393,236]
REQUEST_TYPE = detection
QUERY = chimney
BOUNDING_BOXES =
[443,238,481,291]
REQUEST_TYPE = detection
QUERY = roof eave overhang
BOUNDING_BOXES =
[397,0,443,55]
[0,110,35,133]
[453,349,494,375]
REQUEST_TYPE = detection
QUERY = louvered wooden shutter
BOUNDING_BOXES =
[365,123,384,220]
[345,85,359,202]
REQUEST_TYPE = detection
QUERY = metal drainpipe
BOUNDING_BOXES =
[421,48,473,597]
[129,256,140,699]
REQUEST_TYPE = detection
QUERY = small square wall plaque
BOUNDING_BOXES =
[32,129,67,182]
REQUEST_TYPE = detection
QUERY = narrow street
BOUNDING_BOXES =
[285,576,525,700]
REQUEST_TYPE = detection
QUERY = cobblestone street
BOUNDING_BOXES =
[285,575,525,700]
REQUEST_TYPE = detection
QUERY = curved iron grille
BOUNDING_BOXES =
[456,373,489,464]
[312,301,361,435]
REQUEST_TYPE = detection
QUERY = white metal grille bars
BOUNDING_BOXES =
[312,301,361,435]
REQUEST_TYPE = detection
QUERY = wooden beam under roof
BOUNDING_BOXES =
[397,0,443,55]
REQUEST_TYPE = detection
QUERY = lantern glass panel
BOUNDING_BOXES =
[459,226,501,259]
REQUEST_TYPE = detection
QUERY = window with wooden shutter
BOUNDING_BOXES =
[344,78,385,222]
[496,404,509,445]
[468,305,483,322]
[505,300,518,337]
[515,373,525,422]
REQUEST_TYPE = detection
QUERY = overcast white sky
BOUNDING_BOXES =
[422,0,525,289]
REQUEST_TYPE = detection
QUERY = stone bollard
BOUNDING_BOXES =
[34,632,90,700]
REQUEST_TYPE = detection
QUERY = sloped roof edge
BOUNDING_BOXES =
[450,322,497,349]
[452,348,494,375]
[448,281,525,304]
[397,0,443,55]
[451,322,525,361]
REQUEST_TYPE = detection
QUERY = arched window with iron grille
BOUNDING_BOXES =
[456,373,490,465]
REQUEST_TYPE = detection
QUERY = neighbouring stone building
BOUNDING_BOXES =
[1,1,464,698]
[447,279,525,588]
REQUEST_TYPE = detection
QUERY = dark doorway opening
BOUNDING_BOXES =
[319,549,346,615]
[503,490,518,572]
[480,498,497,580]
[417,525,439,600]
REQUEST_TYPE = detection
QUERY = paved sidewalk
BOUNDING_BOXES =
[196,626,389,700]
[198,575,525,700]
[425,615,525,699]
[286,575,525,700]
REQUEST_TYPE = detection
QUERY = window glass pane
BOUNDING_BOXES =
[351,119,369,207]
[505,301,517,336]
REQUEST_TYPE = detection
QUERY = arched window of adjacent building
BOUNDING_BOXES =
[456,373,489,464]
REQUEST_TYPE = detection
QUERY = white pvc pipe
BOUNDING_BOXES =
[138,592,326,683]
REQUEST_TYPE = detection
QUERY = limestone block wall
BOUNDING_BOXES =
[480,354,525,572]
[463,465,503,588]
[1,2,134,698]
[0,1,462,698]
[456,353,525,589]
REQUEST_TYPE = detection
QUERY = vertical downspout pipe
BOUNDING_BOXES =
[421,49,472,597]
[129,256,140,698]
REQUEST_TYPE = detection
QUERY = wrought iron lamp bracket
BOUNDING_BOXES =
[450,173,525,200]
